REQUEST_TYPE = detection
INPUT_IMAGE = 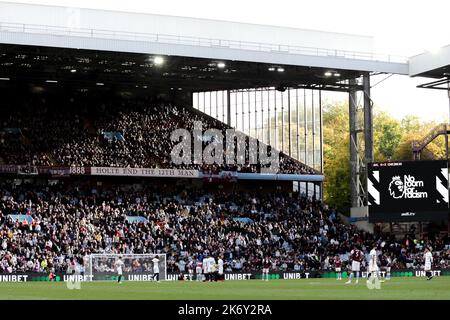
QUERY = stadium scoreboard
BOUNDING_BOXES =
[368,160,449,222]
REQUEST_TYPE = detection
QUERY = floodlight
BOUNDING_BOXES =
[154,56,164,65]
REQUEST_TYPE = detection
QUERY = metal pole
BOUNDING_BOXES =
[226,90,231,126]
[288,89,291,157]
[447,82,450,159]
[255,90,258,141]
[313,182,317,200]
[241,90,245,132]
[222,90,225,123]
[312,91,315,169]
[349,80,359,208]
[319,90,323,173]
[445,123,449,160]
[304,89,307,164]
[362,74,373,207]
[274,90,278,150]
[448,80,450,125]
[248,90,251,135]
[296,89,300,161]
[202,92,206,113]
[267,90,271,144]
[216,90,218,119]
[363,73,373,163]
[281,90,284,153]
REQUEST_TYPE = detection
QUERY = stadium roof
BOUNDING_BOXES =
[409,44,450,78]
[0,1,409,80]
[0,43,368,93]
[0,1,449,93]
[409,44,450,91]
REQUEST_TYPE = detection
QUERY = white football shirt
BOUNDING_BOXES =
[369,249,377,264]
[116,260,124,274]
[152,257,160,273]
[424,252,433,265]
[218,258,224,274]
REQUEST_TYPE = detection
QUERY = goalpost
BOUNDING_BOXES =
[86,253,167,281]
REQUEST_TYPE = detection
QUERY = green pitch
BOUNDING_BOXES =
[0,278,449,300]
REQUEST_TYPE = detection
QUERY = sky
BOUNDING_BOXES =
[3,0,450,122]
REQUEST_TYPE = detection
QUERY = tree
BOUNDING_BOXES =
[373,111,402,160]
[322,102,351,213]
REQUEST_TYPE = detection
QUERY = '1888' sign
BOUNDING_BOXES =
[69,167,87,175]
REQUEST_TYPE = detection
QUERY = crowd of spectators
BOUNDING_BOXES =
[0,181,448,274]
[0,98,316,174]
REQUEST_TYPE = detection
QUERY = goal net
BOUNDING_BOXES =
[86,253,167,281]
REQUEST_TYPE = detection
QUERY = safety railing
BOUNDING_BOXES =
[0,21,408,64]
[412,123,449,153]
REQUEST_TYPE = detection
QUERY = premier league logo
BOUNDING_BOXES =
[388,175,428,199]
[388,176,404,199]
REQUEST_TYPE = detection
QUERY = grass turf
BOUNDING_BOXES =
[0,277,449,300]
